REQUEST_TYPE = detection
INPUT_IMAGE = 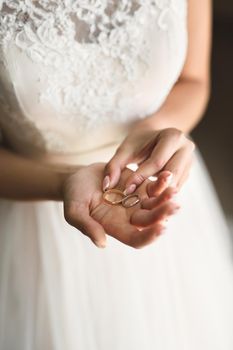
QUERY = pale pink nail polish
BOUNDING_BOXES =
[160,226,166,235]
[123,184,137,196]
[165,173,173,185]
[159,219,167,226]
[94,239,107,248]
[103,176,110,192]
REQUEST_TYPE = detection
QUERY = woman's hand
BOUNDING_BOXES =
[62,163,179,249]
[103,126,195,195]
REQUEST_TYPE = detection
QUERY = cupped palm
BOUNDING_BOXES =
[63,163,178,248]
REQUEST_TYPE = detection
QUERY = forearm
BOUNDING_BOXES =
[0,147,80,201]
[138,0,212,134]
[136,77,210,134]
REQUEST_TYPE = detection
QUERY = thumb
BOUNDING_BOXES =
[103,146,132,191]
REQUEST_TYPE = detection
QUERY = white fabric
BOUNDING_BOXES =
[0,1,233,350]
[0,0,187,157]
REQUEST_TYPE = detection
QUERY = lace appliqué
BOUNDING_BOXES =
[0,1,186,130]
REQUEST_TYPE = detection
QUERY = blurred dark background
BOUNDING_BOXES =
[191,0,233,228]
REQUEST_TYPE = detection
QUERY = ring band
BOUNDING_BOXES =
[122,194,140,208]
[103,189,125,205]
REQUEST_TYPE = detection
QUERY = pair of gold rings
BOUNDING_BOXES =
[103,189,140,208]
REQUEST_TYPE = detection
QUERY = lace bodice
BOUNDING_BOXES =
[0,0,187,161]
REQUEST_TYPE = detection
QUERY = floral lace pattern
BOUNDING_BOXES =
[0,0,187,152]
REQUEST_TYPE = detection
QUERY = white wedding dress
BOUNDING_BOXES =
[0,1,233,349]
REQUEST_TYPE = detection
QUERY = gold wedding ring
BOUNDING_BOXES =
[103,189,141,208]
[103,189,125,205]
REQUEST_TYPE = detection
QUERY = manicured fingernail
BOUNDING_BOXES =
[158,224,166,235]
[103,176,110,192]
[94,240,106,248]
[171,188,178,195]
[170,190,178,200]
[169,180,177,189]
[123,184,137,196]
[165,173,173,185]
[160,226,166,235]
[159,219,166,226]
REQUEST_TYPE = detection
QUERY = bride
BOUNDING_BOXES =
[0,0,233,349]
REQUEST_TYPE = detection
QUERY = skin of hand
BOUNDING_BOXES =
[102,0,212,196]
[102,126,195,196]
[62,162,180,249]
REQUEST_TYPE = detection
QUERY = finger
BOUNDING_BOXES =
[64,202,107,248]
[163,144,194,188]
[177,171,189,191]
[130,201,180,228]
[123,129,184,194]
[103,146,132,191]
[176,157,193,190]
[142,187,178,210]
[108,222,165,249]
[128,224,165,249]
[146,170,173,197]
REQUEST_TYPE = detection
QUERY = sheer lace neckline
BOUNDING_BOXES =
[0,1,172,48]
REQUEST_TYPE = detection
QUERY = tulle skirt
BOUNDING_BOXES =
[0,150,233,350]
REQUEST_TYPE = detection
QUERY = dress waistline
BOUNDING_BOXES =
[30,141,120,173]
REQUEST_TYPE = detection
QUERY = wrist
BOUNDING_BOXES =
[58,162,106,201]
[56,167,83,201]
[54,172,71,201]
[131,115,166,133]
[132,112,190,134]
